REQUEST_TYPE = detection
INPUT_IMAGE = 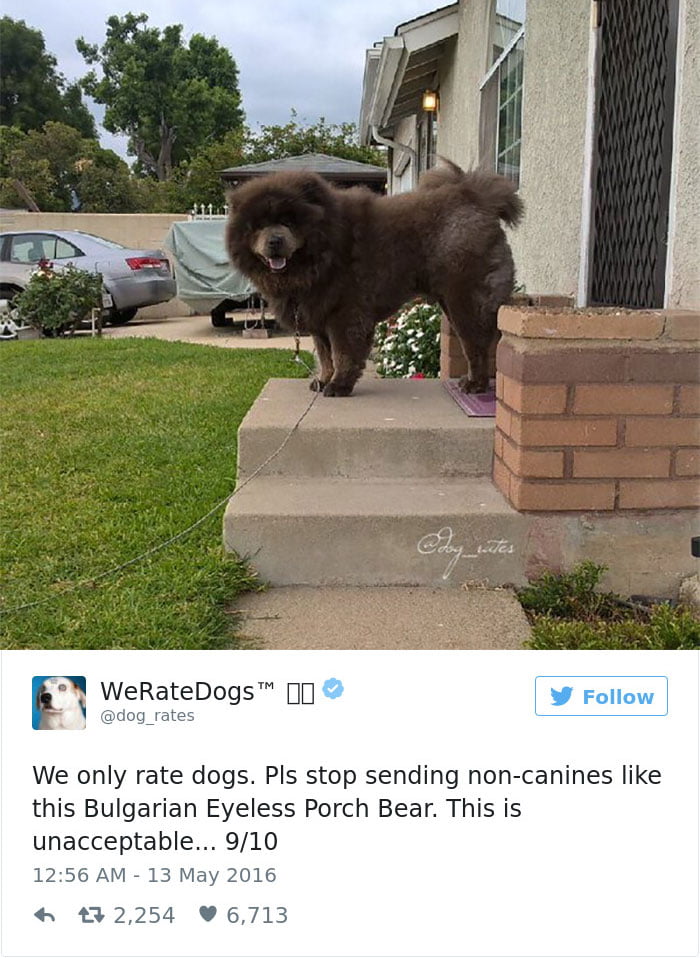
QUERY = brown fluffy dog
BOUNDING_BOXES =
[226,161,522,396]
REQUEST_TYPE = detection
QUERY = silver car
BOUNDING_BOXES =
[0,229,176,324]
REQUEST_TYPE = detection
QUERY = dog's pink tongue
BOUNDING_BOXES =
[267,257,287,271]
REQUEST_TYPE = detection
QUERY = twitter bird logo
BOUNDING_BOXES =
[551,686,573,706]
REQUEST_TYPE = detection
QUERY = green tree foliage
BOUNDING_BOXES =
[175,116,385,212]
[0,122,139,212]
[0,17,96,138]
[245,111,385,166]
[77,13,244,181]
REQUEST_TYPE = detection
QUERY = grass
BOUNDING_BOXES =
[0,337,311,649]
[519,562,699,649]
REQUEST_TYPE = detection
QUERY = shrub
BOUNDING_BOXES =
[526,605,700,650]
[374,301,441,378]
[14,262,104,335]
[519,561,700,649]
[518,560,622,621]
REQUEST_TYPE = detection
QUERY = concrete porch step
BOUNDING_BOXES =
[224,476,528,588]
[237,378,494,480]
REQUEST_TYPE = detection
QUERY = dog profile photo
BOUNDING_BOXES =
[33,676,86,730]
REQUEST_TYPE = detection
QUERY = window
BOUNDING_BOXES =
[54,239,83,260]
[10,234,55,264]
[479,0,525,186]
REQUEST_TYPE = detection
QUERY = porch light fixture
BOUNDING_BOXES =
[422,89,438,112]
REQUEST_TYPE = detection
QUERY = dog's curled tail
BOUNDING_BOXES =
[419,158,523,227]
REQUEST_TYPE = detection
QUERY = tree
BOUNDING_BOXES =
[244,112,385,167]
[77,13,244,181]
[0,122,139,212]
[0,17,96,137]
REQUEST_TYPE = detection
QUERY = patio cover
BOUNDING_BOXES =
[164,219,256,311]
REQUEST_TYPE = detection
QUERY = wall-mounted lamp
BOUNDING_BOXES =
[422,89,438,112]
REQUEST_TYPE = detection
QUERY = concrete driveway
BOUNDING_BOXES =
[100,312,311,351]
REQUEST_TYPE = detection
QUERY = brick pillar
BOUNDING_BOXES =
[493,307,700,511]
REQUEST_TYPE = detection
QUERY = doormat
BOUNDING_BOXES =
[443,379,496,417]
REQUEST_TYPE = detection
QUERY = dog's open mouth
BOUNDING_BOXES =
[266,257,287,272]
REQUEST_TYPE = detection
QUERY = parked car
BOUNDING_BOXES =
[0,230,176,325]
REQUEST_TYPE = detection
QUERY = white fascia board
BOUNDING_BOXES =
[368,37,407,130]
[397,5,459,53]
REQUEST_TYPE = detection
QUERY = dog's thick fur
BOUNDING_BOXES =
[226,161,522,396]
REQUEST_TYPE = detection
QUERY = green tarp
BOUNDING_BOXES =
[164,220,256,311]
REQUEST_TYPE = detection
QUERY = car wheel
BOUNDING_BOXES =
[0,285,22,304]
[211,303,234,327]
[106,308,138,326]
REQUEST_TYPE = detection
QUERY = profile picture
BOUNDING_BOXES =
[33,676,87,730]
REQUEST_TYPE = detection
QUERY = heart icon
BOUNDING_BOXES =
[199,905,217,922]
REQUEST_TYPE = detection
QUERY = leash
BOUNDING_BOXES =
[0,345,318,617]
[292,304,316,375]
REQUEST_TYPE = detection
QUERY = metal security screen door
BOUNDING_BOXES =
[589,0,679,308]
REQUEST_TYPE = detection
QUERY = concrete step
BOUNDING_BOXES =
[237,378,494,480]
[224,476,528,588]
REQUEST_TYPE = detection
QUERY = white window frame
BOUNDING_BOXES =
[479,19,525,185]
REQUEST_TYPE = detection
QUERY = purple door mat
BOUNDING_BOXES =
[443,378,496,417]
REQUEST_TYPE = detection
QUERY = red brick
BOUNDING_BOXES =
[627,350,699,383]
[502,435,565,477]
[573,449,671,478]
[495,401,512,437]
[499,306,664,340]
[513,348,626,384]
[492,455,511,501]
[675,450,700,476]
[664,311,700,341]
[502,376,567,414]
[574,384,673,415]
[679,385,700,415]
[511,414,617,447]
[619,480,700,509]
[494,429,504,459]
[510,479,616,511]
[625,417,700,447]
[495,371,504,400]
[496,338,517,379]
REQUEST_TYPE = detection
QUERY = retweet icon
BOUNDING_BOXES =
[550,686,573,707]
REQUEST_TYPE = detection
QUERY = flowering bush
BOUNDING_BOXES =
[14,262,103,335]
[374,301,442,378]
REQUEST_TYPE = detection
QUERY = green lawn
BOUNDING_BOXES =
[0,337,310,649]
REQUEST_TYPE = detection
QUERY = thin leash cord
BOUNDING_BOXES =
[1,353,319,617]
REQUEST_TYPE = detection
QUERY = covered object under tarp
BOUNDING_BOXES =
[164,219,256,313]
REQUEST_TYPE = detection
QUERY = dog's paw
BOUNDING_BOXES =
[458,375,488,395]
[322,381,353,397]
[309,377,327,393]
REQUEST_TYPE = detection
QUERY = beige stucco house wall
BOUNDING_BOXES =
[667,0,700,308]
[506,1,591,300]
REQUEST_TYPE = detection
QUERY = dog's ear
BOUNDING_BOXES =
[36,685,43,712]
[74,683,86,708]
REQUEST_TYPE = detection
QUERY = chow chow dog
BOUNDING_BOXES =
[226,160,522,397]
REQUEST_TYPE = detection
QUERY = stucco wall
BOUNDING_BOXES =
[0,212,192,317]
[667,0,700,308]
[437,13,490,168]
[508,1,591,300]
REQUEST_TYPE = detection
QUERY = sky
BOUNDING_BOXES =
[2,0,437,159]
